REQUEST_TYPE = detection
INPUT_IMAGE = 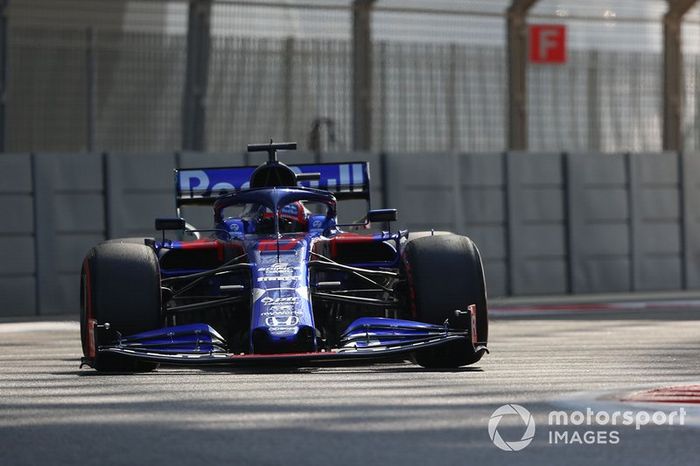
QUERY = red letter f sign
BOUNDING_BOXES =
[529,24,566,64]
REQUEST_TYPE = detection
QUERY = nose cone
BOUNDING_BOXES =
[251,325,316,354]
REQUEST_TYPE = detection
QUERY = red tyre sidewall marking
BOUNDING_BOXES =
[82,259,97,360]
[401,253,417,319]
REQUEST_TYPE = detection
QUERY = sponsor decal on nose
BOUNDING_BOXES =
[265,316,300,327]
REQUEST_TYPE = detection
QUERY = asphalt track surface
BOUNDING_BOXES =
[1,307,699,466]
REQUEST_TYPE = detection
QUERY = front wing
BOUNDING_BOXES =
[99,335,480,366]
[90,317,486,367]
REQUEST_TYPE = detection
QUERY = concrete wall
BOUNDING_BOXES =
[384,153,509,297]
[507,153,567,296]
[682,152,700,289]
[0,154,36,316]
[1,151,697,316]
[33,153,105,315]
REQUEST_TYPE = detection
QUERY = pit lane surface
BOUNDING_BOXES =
[1,307,699,466]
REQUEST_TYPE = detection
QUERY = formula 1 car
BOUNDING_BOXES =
[80,142,488,372]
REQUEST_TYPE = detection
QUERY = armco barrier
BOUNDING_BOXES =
[0,151,697,316]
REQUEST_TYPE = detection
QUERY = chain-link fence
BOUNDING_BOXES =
[206,36,353,153]
[5,0,700,154]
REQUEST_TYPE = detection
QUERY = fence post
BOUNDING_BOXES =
[446,44,458,152]
[450,152,465,233]
[85,28,96,153]
[379,41,387,152]
[182,0,212,152]
[352,0,375,151]
[662,0,697,151]
[506,0,538,151]
[0,0,8,153]
[587,50,600,152]
[283,37,294,142]
[103,152,116,239]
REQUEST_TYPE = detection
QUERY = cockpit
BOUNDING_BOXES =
[214,187,337,237]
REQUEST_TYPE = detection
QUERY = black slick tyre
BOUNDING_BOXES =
[80,242,162,372]
[402,234,488,368]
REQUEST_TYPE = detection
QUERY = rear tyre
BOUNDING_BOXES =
[402,234,488,368]
[102,237,153,245]
[80,242,162,372]
[406,230,453,241]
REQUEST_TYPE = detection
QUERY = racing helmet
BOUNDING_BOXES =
[243,201,310,234]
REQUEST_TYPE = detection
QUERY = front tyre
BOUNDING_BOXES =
[402,234,488,368]
[80,242,162,372]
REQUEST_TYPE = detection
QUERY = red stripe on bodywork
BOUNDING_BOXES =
[327,234,377,259]
[257,239,300,252]
[177,239,226,260]
[177,239,220,249]
[330,233,376,243]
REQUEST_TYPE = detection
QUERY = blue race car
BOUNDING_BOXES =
[80,142,488,372]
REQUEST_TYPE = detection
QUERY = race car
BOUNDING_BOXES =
[79,142,488,372]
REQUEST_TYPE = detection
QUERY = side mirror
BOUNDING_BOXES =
[367,209,398,223]
[155,218,186,231]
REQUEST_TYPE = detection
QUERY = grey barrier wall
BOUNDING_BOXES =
[384,153,508,297]
[507,153,567,296]
[683,152,700,288]
[633,153,683,291]
[106,153,177,239]
[1,151,699,316]
[33,154,105,315]
[0,154,35,316]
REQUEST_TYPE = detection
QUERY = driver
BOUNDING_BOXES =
[242,201,310,234]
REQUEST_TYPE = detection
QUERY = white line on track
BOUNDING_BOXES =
[491,299,700,316]
[0,321,79,334]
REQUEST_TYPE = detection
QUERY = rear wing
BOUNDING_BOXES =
[175,162,370,208]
